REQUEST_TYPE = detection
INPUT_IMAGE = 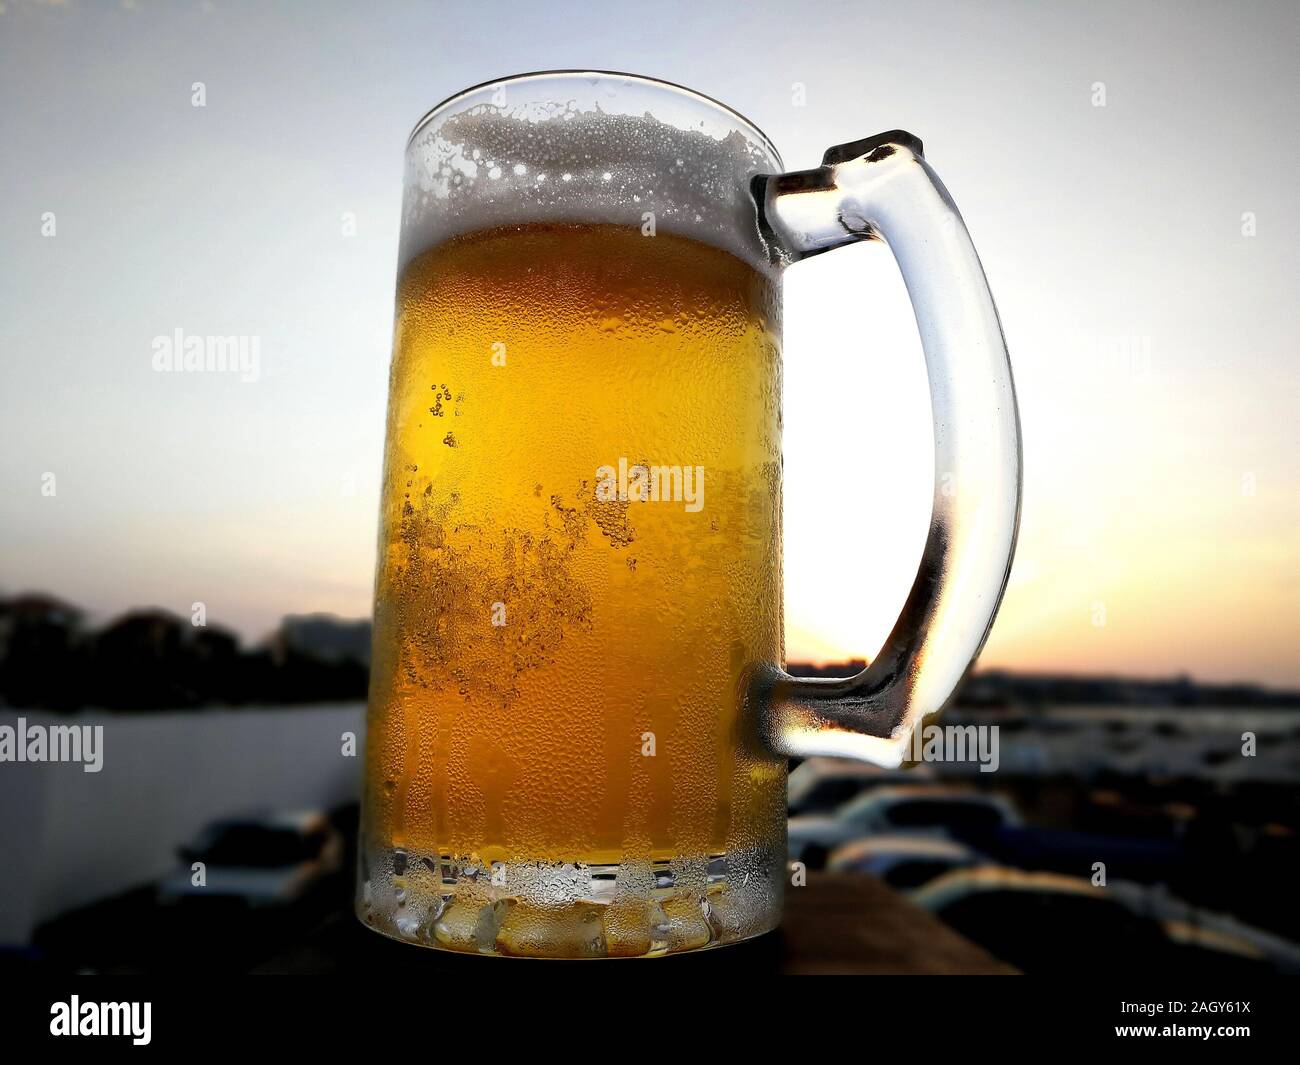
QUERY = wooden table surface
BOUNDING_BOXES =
[256,872,1016,974]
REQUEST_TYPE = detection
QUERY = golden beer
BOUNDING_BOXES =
[361,223,787,954]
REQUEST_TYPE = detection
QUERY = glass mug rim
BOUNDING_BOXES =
[405,68,785,169]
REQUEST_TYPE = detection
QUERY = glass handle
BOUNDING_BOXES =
[752,131,1022,765]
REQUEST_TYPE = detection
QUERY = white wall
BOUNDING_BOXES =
[0,703,365,944]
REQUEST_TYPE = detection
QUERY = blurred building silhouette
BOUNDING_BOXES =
[271,615,371,669]
[2,591,1298,713]
[0,593,368,710]
[962,669,1300,709]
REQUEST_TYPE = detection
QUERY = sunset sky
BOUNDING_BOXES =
[2,1,1296,685]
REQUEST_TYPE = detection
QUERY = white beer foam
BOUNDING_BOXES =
[399,97,781,273]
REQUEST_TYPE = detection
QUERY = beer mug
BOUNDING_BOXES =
[358,71,1020,957]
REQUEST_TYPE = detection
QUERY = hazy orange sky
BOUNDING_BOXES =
[2,1,1297,685]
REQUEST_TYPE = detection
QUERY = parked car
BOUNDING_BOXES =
[827,836,982,890]
[975,824,1187,885]
[912,866,1284,974]
[157,810,343,907]
[788,786,1022,865]
[787,757,933,814]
